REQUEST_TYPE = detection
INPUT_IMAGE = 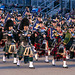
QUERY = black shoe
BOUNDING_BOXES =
[13,63,17,64]
[17,65,20,67]
[29,67,35,69]
[36,59,38,61]
[24,61,29,64]
[63,66,68,68]
[3,61,6,63]
[52,64,55,66]
[45,61,49,63]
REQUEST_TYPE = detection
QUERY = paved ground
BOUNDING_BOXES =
[0,48,75,75]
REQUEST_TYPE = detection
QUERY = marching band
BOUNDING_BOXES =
[0,7,75,69]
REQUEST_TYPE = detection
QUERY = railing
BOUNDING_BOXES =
[40,0,60,13]
[46,3,61,15]
[40,0,48,7]
[40,0,55,13]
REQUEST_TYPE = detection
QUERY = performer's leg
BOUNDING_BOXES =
[24,56,29,64]
[3,53,7,62]
[17,56,22,66]
[29,56,35,69]
[45,50,49,63]
[52,49,56,66]
[63,56,68,68]
[52,46,57,66]
[66,50,70,60]
[13,54,17,64]
[7,53,10,59]
[3,52,10,62]
[33,46,38,61]
[35,53,38,61]
[70,51,74,59]
[48,50,51,56]
[52,56,56,66]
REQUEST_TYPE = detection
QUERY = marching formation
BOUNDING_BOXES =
[0,7,75,69]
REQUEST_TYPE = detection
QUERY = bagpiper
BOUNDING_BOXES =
[17,17,35,69]
[48,22,68,68]
[33,21,49,63]
[3,19,17,64]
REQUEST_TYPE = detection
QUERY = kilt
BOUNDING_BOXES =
[18,45,33,57]
[3,43,16,53]
[51,44,66,59]
[50,45,57,56]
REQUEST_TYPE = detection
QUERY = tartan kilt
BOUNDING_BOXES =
[51,45,66,59]
[3,43,17,53]
[50,45,57,56]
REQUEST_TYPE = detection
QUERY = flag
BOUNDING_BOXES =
[33,20,40,30]
[22,9,27,18]
[67,16,72,22]
[5,13,11,23]
[50,28,56,39]
[22,8,29,18]
[32,14,34,19]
